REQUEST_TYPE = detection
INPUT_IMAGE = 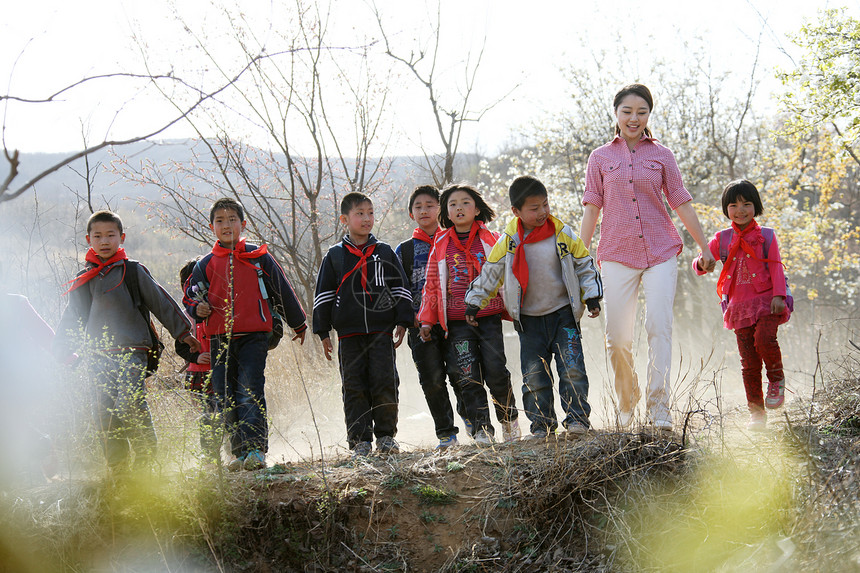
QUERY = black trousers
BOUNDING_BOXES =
[447,315,518,435]
[338,333,399,449]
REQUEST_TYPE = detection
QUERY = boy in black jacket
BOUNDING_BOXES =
[313,192,413,456]
[395,185,466,449]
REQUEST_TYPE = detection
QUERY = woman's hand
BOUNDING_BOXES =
[675,201,715,272]
[699,250,716,273]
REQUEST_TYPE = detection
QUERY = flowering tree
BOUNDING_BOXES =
[779,8,860,166]
[775,8,860,317]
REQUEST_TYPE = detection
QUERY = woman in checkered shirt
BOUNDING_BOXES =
[579,83,716,432]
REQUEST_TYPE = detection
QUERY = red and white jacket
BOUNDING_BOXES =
[417,221,503,333]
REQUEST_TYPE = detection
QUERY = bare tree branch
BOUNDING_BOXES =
[0,41,368,203]
[0,72,178,104]
[372,0,513,185]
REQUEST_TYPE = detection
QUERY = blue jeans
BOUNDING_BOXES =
[211,332,269,457]
[407,325,465,439]
[447,315,517,436]
[518,306,590,434]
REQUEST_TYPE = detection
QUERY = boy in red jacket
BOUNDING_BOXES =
[185,198,307,471]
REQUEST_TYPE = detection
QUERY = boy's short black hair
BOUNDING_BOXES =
[179,256,201,287]
[209,197,245,224]
[438,184,496,229]
[87,210,123,234]
[408,185,440,213]
[721,179,763,218]
[509,176,548,209]
[341,192,372,215]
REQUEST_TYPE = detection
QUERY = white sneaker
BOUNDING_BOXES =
[473,429,494,445]
[651,418,673,432]
[501,419,521,442]
[747,410,767,432]
[616,410,634,430]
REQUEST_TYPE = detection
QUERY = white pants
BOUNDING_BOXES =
[601,258,677,423]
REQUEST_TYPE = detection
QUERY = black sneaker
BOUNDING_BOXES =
[353,441,372,457]
[376,436,400,454]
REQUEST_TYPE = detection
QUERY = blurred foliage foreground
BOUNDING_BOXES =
[1,349,859,573]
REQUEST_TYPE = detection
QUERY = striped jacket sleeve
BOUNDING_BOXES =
[565,231,603,302]
[312,247,338,339]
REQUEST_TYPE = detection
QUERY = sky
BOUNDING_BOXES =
[1,0,854,157]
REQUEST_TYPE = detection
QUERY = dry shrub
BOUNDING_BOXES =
[783,349,860,571]
[467,433,687,572]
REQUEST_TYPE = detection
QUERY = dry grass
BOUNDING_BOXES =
[3,345,860,572]
[779,350,860,572]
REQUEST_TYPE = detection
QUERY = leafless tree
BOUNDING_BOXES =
[0,65,271,203]
[117,0,398,309]
[372,1,512,187]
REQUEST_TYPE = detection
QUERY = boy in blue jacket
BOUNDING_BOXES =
[395,185,466,449]
[313,192,413,456]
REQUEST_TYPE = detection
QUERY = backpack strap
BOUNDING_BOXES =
[125,260,160,351]
[253,261,270,301]
[718,229,732,263]
[759,227,774,272]
[400,239,415,279]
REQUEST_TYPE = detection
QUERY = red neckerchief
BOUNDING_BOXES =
[716,219,782,298]
[448,222,482,278]
[512,218,556,297]
[412,227,435,244]
[211,238,268,271]
[64,248,128,294]
[342,241,377,294]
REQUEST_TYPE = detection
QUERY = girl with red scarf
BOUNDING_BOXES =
[418,184,519,445]
[694,180,791,431]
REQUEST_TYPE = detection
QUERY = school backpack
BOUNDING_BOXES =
[125,261,166,376]
[253,261,284,350]
[717,227,794,314]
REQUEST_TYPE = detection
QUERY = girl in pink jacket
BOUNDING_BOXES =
[418,184,519,444]
[695,180,791,431]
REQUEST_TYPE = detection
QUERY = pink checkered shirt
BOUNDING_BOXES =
[583,135,693,269]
